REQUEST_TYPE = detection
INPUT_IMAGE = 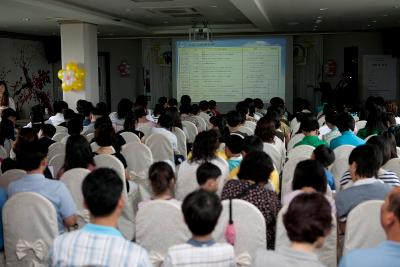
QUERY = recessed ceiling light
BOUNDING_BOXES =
[21,17,30,22]
[367,24,372,27]
[211,5,218,8]
[394,5,399,9]
[317,16,323,19]
[383,14,388,17]
[126,8,132,12]
[163,21,169,24]
[371,20,377,23]
[287,22,299,25]
[315,19,322,24]
[319,8,328,11]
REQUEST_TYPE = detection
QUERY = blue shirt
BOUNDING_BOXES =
[8,173,76,233]
[330,131,365,150]
[339,241,400,267]
[325,169,336,191]
[0,188,7,250]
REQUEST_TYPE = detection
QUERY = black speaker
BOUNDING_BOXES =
[43,37,61,63]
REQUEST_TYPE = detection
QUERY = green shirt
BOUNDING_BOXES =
[294,135,328,148]
[356,128,380,140]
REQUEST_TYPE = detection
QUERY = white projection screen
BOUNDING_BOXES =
[172,36,293,112]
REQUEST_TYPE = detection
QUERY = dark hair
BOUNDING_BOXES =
[270,97,285,108]
[386,101,398,116]
[96,102,108,116]
[325,111,337,126]
[182,189,222,236]
[123,112,137,130]
[95,118,119,150]
[135,95,148,108]
[41,124,56,138]
[292,160,327,193]
[0,81,10,107]
[63,108,76,121]
[134,106,147,118]
[191,130,219,162]
[1,108,16,121]
[226,110,243,127]
[117,98,133,119]
[167,98,177,107]
[238,151,274,183]
[158,96,168,106]
[180,95,191,106]
[53,100,68,114]
[15,139,48,171]
[82,101,94,117]
[30,104,45,123]
[165,107,182,129]
[284,192,332,243]
[208,100,217,109]
[225,134,244,154]
[148,162,176,195]
[253,98,264,109]
[82,168,123,217]
[1,158,17,173]
[364,105,387,135]
[336,112,355,132]
[367,135,392,166]
[179,104,191,115]
[153,104,165,117]
[158,113,174,130]
[76,99,87,115]
[242,136,263,154]
[349,144,382,178]
[63,135,95,172]
[236,101,249,120]
[295,113,317,134]
[313,145,335,168]
[382,131,398,159]
[196,162,222,186]
[255,116,276,143]
[190,104,200,115]
[67,116,83,136]
[199,100,209,111]
[265,107,283,129]
[0,119,15,146]
[301,119,320,132]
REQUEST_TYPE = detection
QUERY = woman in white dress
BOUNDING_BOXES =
[0,81,16,113]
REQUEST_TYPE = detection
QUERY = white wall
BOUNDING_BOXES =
[98,39,142,111]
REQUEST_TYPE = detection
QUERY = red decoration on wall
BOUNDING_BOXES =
[117,60,130,77]
[324,59,337,77]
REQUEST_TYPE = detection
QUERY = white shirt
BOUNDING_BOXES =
[152,127,178,151]
[109,112,125,132]
[47,113,65,126]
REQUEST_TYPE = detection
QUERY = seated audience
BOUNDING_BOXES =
[224,134,244,177]
[38,124,56,150]
[1,107,17,125]
[294,119,327,148]
[8,139,77,233]
[49,168,151,266]
[254,98,267,117]
[266,106,289,143]
[117,112,144,140]
[135,106,155,128]
[67,116,83,136]
[82,106,103,135]
[109,98,133,132]
[180,103,199,128]
[322,111,341,145]
[254,193,332,267]
[163,189,235,267]
[196,162,222,192]
[385,100,400,125]
[158,96,168,108]
[152,103,164,123]
[357,104,387,139]
[221,151,280,249]
[255,116,285,156]
[47,100,68,126]
[312,145,336,191]
[225,110,247,138]
[339,187,400,267]
[208,100,220,116]
[236,100,257,122]
[167,98,178,108]
[330,112,365,149]
[25,104,46,133]
[198,100,212,124]
[336,144,392,223]
[58,108,76,128]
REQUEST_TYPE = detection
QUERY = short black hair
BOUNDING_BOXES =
[196,162,222,186]
[284,192,332,244]
[82,168,123,217]
[179,104,191,114]
[67,116,83,136]
[348,144,382,178]
[367,135,393,166]
[41,124,56,138]
[30,104,45,123]
[1,108,16,121]
[117,98,133,119]
[235,101,249,119]
[191,130,219,162]
[238,151,274,183]
[180,95,191,106]
[292,160,327,193]
[53,100,68,114]
[168,98,178,107]
[253,98,264,109]
[158,113,173,130]
[148,162,175,195]
[336,112,355,132]
[226,110,243,127]
[325,111,337,126]
[270,97,285,108]
[225,134,244,154]
[15,139,48,171]
[301,119,320,132]
[242,136,263,153]
[208,100,217,109]
[63,108,76,121]
[199,100,209,111]
[158,96,168,106]
[313,145,335,168]
[190,104,200,115]
[182,189,222,236]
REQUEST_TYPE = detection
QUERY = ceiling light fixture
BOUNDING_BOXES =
[211,5,218,8]
[371,20,377,23]
[317,16,323,19]
[319,8,328,11]
[21,17,30,22]
[367,24,372,27]
[383,14,388,17]
[315,19,322,24]
[287,22,299,25]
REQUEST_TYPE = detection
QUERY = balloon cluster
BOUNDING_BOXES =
[57,62,86,91]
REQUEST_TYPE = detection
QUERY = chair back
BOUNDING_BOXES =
[93,154,126,196]
[276,204,337,267]
[263,142,285,173]
[182,121,198,143]
[48,142,65,162]
[52,132,68,142]
[136,200,190,266]
[331,157,349,191]
[60,168,91,227]
[136,126,153,137]
[344,200,386,254]
[90,142,100,152]
[0,169,26,190]
[3,192,58,267]
[238,126,253,136]
[213,199,266,262]
[55,125,67,133]
[85,133,94,142]
[60,135,70,144]
[48,153,65,179]
[0,145,7,159]
[383,158,400,178]
[365,134,377,141]
[244,121,256,131]
[287,133,305,152]
[281,157,308,200]
[193,116,207,132]
[172,127,187,159]
[120,131,141,144]
[334,145,355,160]
[145,133,174,163]
[355,120,367,131]
[287,145,314,160]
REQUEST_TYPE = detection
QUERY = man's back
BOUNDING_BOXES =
[50,224,151,267]
[330,131,365,150]
[253,247,325,267]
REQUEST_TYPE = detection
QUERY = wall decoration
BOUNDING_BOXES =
[57,62,85,91]
[117,60,130,77]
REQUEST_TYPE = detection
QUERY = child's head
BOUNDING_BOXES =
[148,161,176,197]
[301,119,320,136]
[312,145,335,168]
[40,124,56,139]
[242,136,263,156]
[182,189,222,237]
[225,134,244,158]
[196,162,222,192]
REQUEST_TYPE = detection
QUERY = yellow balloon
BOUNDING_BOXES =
[74,82,83,90]
[62,83,71,91]
[76,69,85,79]
[57,70,64,80]
[66,62,78,71]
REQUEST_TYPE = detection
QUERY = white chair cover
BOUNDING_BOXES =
[287,145,314,160]
[47,142,65,163]
[355,120,367,131]
[0,169,26,190]
[3,192,58,267]
[244,121,256,131]
[93,154,126,195]
[136,126,153,137]
[290,118,301,135]
[213,199,266,263]
[145,133,174,163]
[60,135,70,144]
[238,126,253,136]
[365,134,377,141]
[397,147,400,157]
[281,157,308,200]
[193,115,207,132]
[383,158,400,178]
[85,133,94,142]
[331,157,349,191]
[263,143,284,173]
[172,127,187,159]
[0,145,7,159]
[276,204,337,267]
[3,139,13,158]
[55,125,67,133]
[48,153,65,178]
[287,133,304,152]
[90,142,100,152]
[136,200,190,267]
[60,168,91,228]
[343,200,386,255]
[182,121,198,143]
[52,132,68,142]
[333,145,355,160]
[120,131,141,144]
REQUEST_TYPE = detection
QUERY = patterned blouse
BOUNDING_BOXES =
[221,180,281,250]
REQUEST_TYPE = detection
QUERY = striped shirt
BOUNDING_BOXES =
[49,224,152,267]
[162,240,235,267]
[340,168,400,188]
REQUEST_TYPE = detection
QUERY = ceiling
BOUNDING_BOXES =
[0,0,400,37]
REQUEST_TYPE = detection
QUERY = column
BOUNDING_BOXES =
[60,22,99,109]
